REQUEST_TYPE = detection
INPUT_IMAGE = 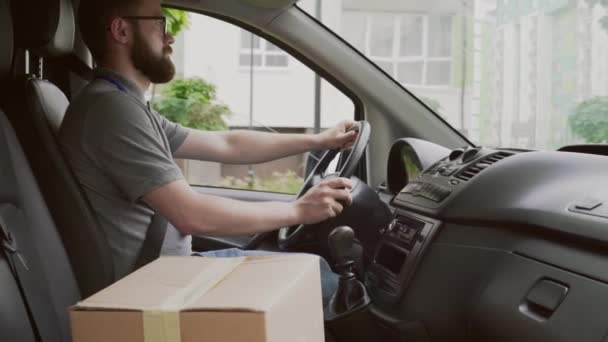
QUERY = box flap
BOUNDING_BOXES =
[72,254,319,313]
[184,254,319,312]
[73,257,245,311]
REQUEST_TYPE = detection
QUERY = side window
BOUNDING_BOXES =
[238,31,289,68]
[342,12,453,87]
[153,11,355,194]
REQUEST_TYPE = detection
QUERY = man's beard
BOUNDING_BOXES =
[131,29,175,84]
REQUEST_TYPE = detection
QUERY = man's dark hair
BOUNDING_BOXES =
[77,0,142,62]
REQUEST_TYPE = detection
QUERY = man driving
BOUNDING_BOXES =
[60,0,357,306]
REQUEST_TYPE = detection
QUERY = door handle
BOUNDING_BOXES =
[519,278,569,321]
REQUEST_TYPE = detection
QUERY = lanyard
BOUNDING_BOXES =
[96,75,152,110]
[96,75,128,93]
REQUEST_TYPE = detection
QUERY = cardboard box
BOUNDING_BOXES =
[70,255,324,342]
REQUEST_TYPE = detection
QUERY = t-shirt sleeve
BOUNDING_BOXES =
[82,93,184,202]
[157,112,190,154]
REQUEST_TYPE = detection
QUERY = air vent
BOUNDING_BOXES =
[455,151,514,181]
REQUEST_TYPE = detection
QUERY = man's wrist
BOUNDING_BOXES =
[310,132,326,151]
[285,201,302,226]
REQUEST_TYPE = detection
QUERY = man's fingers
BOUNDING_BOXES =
[330,200,344,216]
[342,119,357,131]
[329,188,352,206]
[341,131,357,148]
[343,130,357,139]
[320,177,353,190]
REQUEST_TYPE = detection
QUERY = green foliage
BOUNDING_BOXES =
[162,8,190,37]
[152,78,231,131]
[569,96,608,143]
[221,171,304,194]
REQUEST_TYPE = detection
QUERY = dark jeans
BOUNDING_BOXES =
[194,248,339,307]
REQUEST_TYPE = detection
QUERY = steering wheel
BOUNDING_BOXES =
[277,120,371,250]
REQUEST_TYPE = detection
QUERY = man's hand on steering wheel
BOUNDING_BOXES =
[291,177,353,225]
[278,120,370,250]
[315,119,358,150]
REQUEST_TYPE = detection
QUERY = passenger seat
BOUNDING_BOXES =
[0,2,80,342]
[6,0,115,297]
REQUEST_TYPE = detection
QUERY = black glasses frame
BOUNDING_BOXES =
[121,16,167,34]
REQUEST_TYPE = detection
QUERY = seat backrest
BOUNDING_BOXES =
[0,4,36,342]
[6,0,115,297]
[0,110,80,342]
[0,2,80,341]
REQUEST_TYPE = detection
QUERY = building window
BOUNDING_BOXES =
[342,12,453,86]
[239,30,289,68]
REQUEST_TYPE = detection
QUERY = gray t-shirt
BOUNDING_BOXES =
[59,68,192,279]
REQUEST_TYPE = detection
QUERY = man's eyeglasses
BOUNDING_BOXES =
[121,16,167,35]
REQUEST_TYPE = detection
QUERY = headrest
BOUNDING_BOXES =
[11,0,75,58]
[0,0,13,80]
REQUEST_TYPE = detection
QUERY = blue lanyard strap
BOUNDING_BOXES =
[96,76,128,93]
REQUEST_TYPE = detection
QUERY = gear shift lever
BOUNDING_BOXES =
[327,226,370,315]
[328,226,356,278]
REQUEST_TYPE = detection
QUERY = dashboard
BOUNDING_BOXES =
[363,139,608,341]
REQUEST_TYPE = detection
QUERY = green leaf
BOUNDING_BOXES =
[162,8,190,37]
[152,77,231,131]
[569,96,608,143]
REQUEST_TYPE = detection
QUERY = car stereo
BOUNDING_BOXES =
[366,211,440,304]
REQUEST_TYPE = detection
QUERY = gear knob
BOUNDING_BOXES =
[326,226,371,324]
[328,226,355,267]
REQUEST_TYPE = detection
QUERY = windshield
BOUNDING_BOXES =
[300,0,608,150]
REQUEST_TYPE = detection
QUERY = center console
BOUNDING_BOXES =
[366,210,440,304]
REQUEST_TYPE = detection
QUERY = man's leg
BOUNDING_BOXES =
[194,248,338,308]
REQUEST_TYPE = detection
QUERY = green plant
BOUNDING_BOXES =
[221,170,304,194]
[152,78,231,131]
[569,96,608,143]
[162,8,190,37]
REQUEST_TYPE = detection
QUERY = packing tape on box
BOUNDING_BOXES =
[142,257,247,342]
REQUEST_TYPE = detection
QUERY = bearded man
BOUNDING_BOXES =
[59,0,357,307]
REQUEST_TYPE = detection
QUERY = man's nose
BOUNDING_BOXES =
[165,33,175,45]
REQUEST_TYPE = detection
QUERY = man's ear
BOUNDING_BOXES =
[108,17,131,45]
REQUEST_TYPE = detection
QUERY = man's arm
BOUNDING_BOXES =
[173,120,357,164]
[143,177,353,236]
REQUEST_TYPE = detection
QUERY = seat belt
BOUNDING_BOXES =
[0,209,43,342]
[133,212,168,270]
[0,204,65,342]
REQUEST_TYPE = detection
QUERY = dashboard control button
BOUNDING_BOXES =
[387,219,398,232]
[400,227,418,245]
[440,168,457,176]
[401,182,452,202]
